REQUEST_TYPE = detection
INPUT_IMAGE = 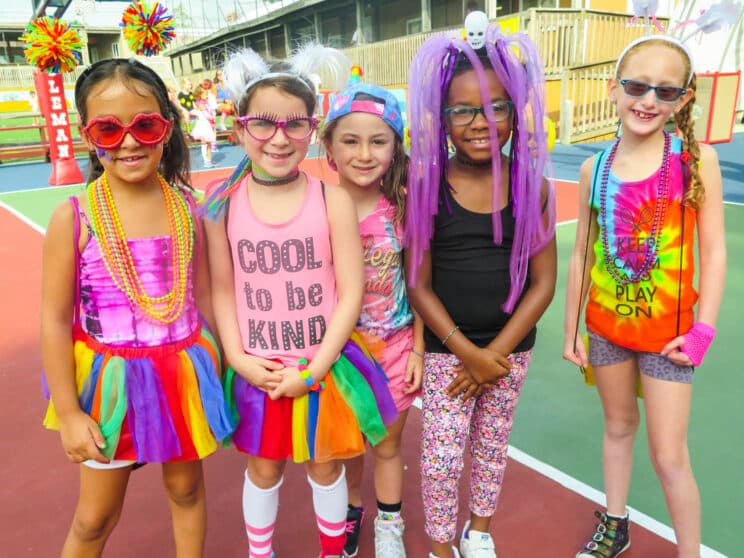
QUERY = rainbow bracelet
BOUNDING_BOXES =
[298,358,325,391]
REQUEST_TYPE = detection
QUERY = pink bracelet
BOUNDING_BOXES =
[680,322,716,366]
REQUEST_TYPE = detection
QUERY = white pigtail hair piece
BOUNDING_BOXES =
[222,48,270,106]
[288,43,351,92]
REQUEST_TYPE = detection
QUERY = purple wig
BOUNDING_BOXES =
[405,25,555,312]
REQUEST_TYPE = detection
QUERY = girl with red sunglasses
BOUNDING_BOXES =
[41,58,233,557]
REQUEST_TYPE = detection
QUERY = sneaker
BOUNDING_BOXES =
[374,516,406,557]
[575,511,630,558]
[459,520,496,558]
[343,506,364,557]
[203,161,216,168]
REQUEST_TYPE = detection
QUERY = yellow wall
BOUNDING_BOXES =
[589,0,626,13]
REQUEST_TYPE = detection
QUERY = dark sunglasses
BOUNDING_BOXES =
[618,79,687,103]
[83,113,171,149]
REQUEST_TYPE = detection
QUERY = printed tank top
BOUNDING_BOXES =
[585,134,698,352]
[227,175,337,366]
[358,195,412,340]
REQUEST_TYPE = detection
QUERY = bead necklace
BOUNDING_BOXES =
[599,131,671,285]
[88,173,193,323]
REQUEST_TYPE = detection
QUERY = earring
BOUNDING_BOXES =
[614,119,622,138]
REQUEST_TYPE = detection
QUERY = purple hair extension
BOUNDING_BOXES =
[405,25,555,312]
[406,34,454,283]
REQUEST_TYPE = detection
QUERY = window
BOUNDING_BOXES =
[112,43,119,57]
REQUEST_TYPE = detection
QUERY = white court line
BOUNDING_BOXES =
[0,200,46,234]
[0,193,729,557]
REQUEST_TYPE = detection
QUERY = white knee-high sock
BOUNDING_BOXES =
[243,471,282,558]
[308,466,347,555]
[200,143,208,162]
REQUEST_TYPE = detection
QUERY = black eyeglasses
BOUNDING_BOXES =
[618,79,687,103]
[444,100,514,126]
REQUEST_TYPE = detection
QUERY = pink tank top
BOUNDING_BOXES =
[78,216,198,348]
[227,175,337,366]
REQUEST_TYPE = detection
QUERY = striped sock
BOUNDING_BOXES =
[308,466,347,556]
[243,471,282,558]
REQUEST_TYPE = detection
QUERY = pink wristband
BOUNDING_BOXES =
[680,322,716,366]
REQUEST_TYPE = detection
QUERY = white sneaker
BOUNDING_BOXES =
[459,521,497,558]
[428,547,461,558]
[374,516,406,557]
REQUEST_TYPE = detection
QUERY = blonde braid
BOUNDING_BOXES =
[674,75,704,208]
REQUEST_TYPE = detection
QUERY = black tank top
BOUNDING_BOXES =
[424,185,536,353]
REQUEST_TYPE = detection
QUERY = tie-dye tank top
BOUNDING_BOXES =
[585,134,698,352]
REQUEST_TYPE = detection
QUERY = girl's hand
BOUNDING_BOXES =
[660,336,694,367]
[268,367,311,400]
[58,410,109,464]
[231,354,284,392]
[404,351,424,394]
[460,347,511,385]
[563,336,589,368]
[446,369,481,401]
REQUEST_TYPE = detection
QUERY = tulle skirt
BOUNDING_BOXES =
[43,324,235,463]
[225,333,398,463]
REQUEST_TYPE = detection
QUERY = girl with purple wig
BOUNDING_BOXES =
[405,17,556,558]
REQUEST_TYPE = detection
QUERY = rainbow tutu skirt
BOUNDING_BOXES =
[43,324,235,463]
[225,334,398,463]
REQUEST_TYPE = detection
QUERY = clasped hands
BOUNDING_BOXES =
[446,346,512,401]
[232,354,317,399]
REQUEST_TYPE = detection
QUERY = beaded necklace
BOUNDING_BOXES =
[88,172,194,323]
[599,131,671,285]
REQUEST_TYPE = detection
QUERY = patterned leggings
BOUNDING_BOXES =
[421,350,532,542]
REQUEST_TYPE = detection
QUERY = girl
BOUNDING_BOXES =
[202,46,397,558]
[41,58,233,556]
[405,20,556,558]
[190,83,217,168]
[213,69,234,132]
[563,36,725,558]
[322,84,423,558]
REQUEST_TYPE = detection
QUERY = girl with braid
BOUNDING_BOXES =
[563,36,725,558]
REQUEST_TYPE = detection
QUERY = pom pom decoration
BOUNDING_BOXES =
[120,1,175,57]
[20,17,83,74]
[349,64,363,85]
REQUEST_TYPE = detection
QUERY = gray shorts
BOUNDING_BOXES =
[588,331,694,384]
